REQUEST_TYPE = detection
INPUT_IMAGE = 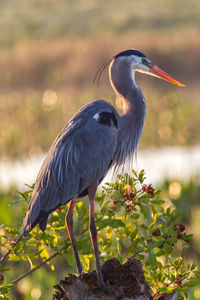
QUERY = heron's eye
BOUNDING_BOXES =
[142,58,148,64]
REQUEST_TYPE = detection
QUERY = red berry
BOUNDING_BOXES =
[163,234,171,239]
[175,275,183,287]
[142,184,154,196]
[177,281,182,286]
[0,274,4,281]
[174,223,186,233]
[152,229,161,237]
[142,184,147,192]
[147,239,152,243]
[123,190,136,202]
[126,204,134,212]
[179,223,185,232]
[177,233,182,239]
[112,200,121,205]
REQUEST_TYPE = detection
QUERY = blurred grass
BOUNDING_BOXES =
[0,0,199,159]
[0,0,199,46]
[0,34,200,159]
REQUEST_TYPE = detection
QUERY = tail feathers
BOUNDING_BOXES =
[39,216,49,232]
[23,196,50,236]
[23,210,49,236]
[23,223,32,237]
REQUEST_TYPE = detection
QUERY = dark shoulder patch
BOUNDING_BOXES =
[115,49,147,59]
[93,111,118,128]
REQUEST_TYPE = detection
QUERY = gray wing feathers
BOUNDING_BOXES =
[23,100,118,235]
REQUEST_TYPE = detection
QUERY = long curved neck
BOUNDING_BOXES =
[109,58,146,170]
[109,58,146,114]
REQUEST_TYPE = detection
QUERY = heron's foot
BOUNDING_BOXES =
[90,270,117,293]
[99,282,117,293]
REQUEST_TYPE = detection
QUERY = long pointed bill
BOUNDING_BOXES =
[150,65,185,87]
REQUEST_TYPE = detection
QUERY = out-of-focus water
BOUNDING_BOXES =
[0,146,200,190]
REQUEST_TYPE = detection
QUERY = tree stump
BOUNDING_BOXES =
[53,258,152,300]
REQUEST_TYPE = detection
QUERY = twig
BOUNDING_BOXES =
[12,244,69,284]
[0,233,23,264]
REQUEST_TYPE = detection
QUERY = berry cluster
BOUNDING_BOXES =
[141,184,154,196]
[163,234,175,247]
[123,186,137,212]
[110,185,138,212]
[147,221,189,249]
[147,228,162,243]
[123,186,136,201]
[152,228,162,237]
[174,223,189,244]
[154,274,184,299]
[175,275,183,287]
[147,229,175,247]
[110,183,156,212]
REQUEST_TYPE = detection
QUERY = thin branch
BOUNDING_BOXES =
[12,244,69,284]
[0,233,23,265]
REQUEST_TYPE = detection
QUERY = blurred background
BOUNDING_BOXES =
[0,0,200,299]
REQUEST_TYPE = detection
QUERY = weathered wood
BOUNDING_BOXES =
[53,258,152,300]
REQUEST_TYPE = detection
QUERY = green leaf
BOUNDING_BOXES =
[77,239,91,255]
[191,262,197,271]
[163,243,172,255]
[111,191,123,200]
[140,223,149,230]
[139,203,148,218]
[98,218,125,230]
[151,199,165,205]
[138,169,146,183]
[194,271,200,281]
[38,244,49,261]
[131,213,139,220]
[148,252,157,269]
[130,228,138,240]
[80,254,93,271]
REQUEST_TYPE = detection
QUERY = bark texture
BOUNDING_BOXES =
[53,258,152,300]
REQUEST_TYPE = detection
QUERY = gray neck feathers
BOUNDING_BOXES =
[109,58,146,173]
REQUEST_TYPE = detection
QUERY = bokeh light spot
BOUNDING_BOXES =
[169,181,182,199]
[42,90,58,112]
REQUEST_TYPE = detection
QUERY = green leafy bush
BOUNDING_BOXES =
[0,170,200,299]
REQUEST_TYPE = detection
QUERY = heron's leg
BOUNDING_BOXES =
[65,199,83,275]
[88,184,105,288]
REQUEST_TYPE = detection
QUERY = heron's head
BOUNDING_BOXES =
[114,49,185,87]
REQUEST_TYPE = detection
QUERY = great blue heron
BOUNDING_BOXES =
[23,49,184,289]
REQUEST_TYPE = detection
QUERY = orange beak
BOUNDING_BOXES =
[150,65,185,87]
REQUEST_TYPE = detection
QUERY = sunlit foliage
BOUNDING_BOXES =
[0,171,200,299]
